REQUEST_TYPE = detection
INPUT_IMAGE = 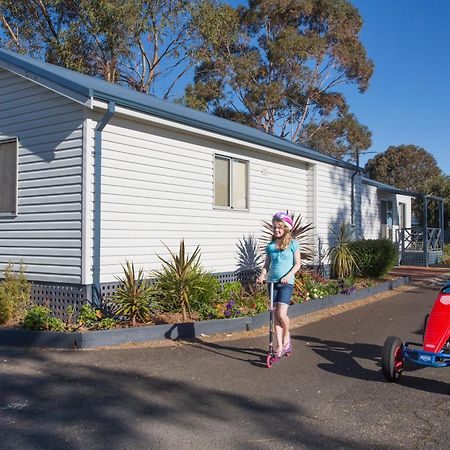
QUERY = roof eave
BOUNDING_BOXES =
[0,57,91,107]
[362,177,421,197]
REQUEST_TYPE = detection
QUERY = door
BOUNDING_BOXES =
[381,200,393,240]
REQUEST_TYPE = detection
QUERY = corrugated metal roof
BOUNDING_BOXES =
[362,177,423,198]
[0,47,358,170]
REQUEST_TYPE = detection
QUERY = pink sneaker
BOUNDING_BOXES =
[283,341,292,355]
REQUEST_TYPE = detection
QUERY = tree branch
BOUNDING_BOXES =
[163,60,194,99]
[0,14,20,47]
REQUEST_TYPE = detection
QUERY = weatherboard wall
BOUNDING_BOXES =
[314,163,361,247]
[361,183,382,239]
[87,111,312,282]
[0,68,84,284]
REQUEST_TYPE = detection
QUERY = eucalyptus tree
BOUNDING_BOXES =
[186,0,374,159]
[364,145,441,192]
[0,0,205,98]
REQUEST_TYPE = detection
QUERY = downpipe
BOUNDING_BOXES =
[92,101,115,306]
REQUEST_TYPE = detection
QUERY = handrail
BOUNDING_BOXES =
[396,227,443,251]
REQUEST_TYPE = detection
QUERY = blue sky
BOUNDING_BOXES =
[228,0,449,175]
[346,0,450,174]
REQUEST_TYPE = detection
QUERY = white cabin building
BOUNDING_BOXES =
[0,48,413,312]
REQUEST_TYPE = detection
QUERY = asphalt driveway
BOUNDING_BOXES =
[1,283,449,449]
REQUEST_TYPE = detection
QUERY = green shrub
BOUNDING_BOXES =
[295,271,340,301]
[0,263,31,324]
[247,288,269,314]
[97,318,116,330]
[441,243,450,264]
[77,304,116,330]
[22,306,66,331]
[220,281,242,301]
[190,274,221,309]
[154,269,220,319]
[153,240,209,321]
[78,304,100,328]
[349,239,399,277]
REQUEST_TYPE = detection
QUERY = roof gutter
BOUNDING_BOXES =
[92,101,115,306]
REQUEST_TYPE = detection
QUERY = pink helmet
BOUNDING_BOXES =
[272,211,293,230]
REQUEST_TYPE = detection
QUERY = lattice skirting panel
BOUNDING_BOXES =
[31,283,90,320]
[400,250,443,266]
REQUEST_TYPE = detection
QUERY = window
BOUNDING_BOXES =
[214,155,248,209]
[0,139,18,215]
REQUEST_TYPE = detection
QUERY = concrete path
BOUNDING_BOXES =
[1,283,449,449]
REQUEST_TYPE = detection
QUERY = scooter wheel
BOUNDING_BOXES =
[381,336,404,382]
[266,355,273,368]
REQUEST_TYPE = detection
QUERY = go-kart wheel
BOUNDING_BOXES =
[381,336,404,382]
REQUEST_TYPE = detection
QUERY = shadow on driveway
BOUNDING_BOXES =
[293,335,449,396]
[0,349,395,450]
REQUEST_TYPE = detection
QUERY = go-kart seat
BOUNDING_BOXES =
[441,280,450,294]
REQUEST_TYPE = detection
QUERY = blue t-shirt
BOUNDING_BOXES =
[266,239,299,284]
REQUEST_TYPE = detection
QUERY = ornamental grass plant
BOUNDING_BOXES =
[327,222,359,279]
[0,262,31,325]
[153,240,207,321]
[112,261,156,326]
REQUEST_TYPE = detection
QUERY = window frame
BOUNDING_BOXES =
[213,154,249,211]
[0,137,18,217]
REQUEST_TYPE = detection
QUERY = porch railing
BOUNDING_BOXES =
[397,227,443,252]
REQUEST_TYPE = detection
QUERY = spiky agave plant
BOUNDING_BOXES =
[112,261,154,326]
[327,222,359,279]
[261,212,315,265]
[153,240,203,321]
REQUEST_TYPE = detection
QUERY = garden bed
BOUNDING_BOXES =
[0,276,410,349]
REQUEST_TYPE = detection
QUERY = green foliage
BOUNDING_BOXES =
[186,0,373,158]
[187,273,221,320]
[327,222,359,279]
[349,239,399,277]
[441,244,450,264]
[65,305,75,328]
[112,261,155,326]
[153,240,205,321]
[247,289,269,314]
[420,174,450,229]
[22,306,66,331]
[294,271,340,302]
[365,145,441,192]
[220,281,241,300]
[302,112,371,161]
[78,304,116,330]
[216,283,268,318]
[78,304,99,328]
[0,0,206,98]
[0,262,31,324]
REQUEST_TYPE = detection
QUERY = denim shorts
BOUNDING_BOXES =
[268,282,294,307]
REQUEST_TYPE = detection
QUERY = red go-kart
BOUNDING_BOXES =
[381,280,450,381]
